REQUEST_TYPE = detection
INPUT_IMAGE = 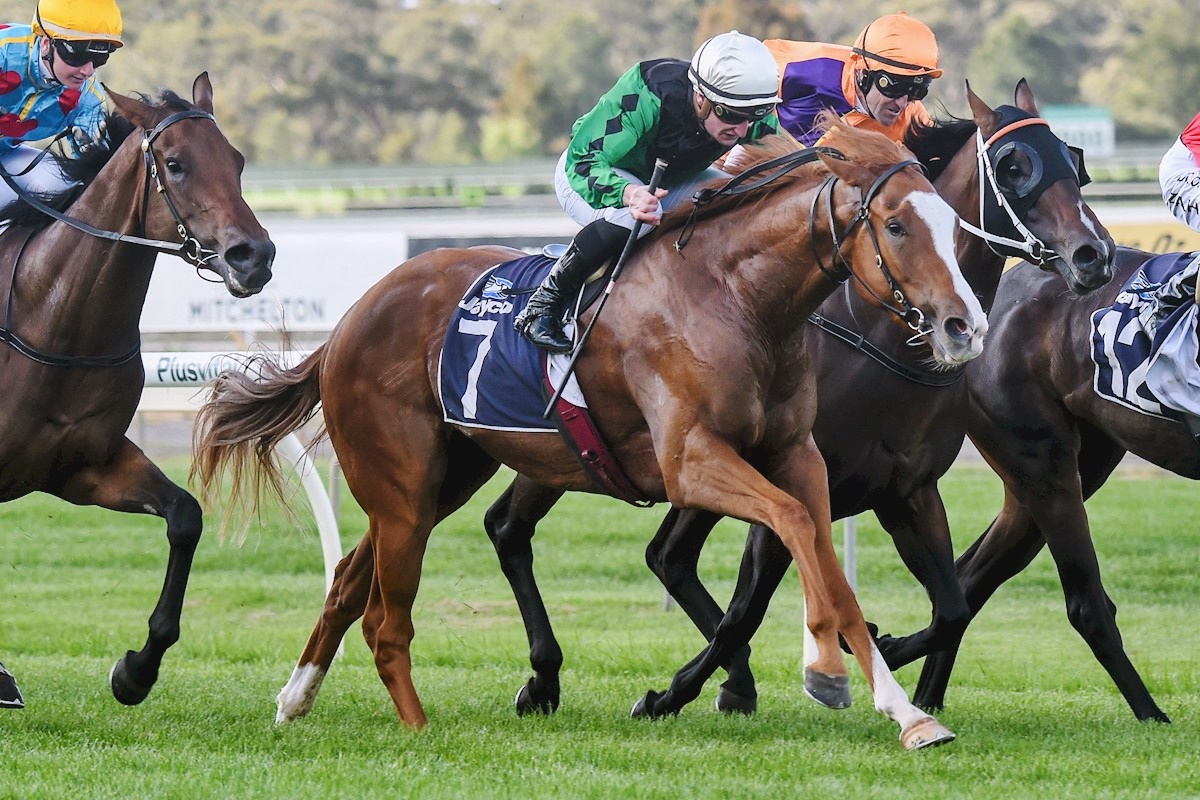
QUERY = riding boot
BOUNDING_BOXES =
[0,662,24,709]
[514,241,597,354]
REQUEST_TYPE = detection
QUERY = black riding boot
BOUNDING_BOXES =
[513,241,596,354]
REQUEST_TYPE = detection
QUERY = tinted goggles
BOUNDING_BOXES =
[52,38,116,68]
[870,71,931,101]
[712,101,776,124]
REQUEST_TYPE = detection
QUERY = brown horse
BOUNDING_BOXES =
[275,83,1115,721]
[194,118,985,748]
[907,243,1184,723]
[0,74,274,707]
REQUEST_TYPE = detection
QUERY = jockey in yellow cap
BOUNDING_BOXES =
[0,0,123,216]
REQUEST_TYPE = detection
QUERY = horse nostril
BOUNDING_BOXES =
[945,316,970,342]
[224,240,275,288]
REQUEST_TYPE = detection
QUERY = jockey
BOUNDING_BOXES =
[764,12,943,146]
[1159,111,1200,232]
[0,0,123,212]
[514,30,780,354]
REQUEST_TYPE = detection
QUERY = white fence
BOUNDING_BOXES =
[139,351,342,594]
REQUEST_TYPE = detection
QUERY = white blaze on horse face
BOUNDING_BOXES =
[907,190,988,343]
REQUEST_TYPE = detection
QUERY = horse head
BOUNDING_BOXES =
[816,118,988,367]
[965,79,1114,293]
[105,73,275,298]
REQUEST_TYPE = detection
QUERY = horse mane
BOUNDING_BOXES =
[0,89,193,231]
[903,115,976,183]
[659,113,910,236]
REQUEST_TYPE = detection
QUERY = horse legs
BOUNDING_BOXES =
[863,486,971,670]
[277,432,499,724]
[637,519,794,716]
[276,535,374,722]
[55,438,200,705]
[911,501,1046,710]
[482,476,566,715]
[637,431,951,749]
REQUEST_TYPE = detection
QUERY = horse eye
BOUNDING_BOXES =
[165,158,184,175]
[885,220,905,236]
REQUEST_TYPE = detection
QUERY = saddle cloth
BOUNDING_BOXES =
[438,254,584,432]
[1091,251,1200,420]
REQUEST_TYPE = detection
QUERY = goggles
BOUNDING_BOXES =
[869,71,931,101]
[52,38,117,68]
[711,101,776,124]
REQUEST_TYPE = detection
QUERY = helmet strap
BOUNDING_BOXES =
[36,36,63,87]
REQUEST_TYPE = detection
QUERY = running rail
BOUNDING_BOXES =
[140,351,342,593]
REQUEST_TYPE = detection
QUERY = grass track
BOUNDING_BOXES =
[0,461,1196,798]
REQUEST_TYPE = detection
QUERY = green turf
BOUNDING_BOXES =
[0,462,1195,798]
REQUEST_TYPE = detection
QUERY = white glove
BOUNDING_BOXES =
[71,120,108,155]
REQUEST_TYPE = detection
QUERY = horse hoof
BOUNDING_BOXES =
[109,654,153,706]
[803,668,851,709]
[631,690,671,719]
[514,682,559,716]
[0,662,24,709]
[901,716,956,751]
[715,686,757,715]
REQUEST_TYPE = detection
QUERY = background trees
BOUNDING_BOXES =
[95,0,1195,165]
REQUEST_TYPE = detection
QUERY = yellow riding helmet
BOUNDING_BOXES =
[851,12,941,78]
[33,0,123,47]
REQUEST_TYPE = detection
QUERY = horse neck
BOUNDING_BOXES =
[9,144,157,350]
[937,135,1007,311]
[675,179,855,336]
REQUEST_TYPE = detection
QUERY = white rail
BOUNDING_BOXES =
[139,351,342,593]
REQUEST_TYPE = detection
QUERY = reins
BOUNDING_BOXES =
[0,107,219,368]
[677,148,933,339]
[0,108,220,267]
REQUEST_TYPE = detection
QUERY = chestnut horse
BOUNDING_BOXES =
[194,118,986,749]
[0,74,274,707]
[269,83,1114,722]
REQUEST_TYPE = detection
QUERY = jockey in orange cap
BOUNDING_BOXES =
[764,12,942,146]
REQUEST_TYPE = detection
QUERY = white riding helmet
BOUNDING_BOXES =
[689,30,781,109]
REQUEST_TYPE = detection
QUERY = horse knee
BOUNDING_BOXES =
[164,492,203,548]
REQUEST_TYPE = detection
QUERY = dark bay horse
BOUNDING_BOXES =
[905,243,1187,723]
[0,74,274,707]
[194,119,986,748]
[277,83,1115,722]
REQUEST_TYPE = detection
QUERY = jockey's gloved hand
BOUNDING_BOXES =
[71,120,108,155]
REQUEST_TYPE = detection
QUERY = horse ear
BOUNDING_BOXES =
[818,149,873,189]
[965,80,1002,140]
[1013,78,1040,116]
[103,84,155,129]
[192,72,215,115]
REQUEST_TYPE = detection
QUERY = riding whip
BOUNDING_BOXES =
[542,158,668,419]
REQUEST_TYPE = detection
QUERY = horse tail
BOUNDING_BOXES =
[190,346,326,543]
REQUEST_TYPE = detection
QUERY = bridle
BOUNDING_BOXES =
[676,148,934,339]
[808,159,934,340]
[957,114,1082,266]
[0,108,220,367]
[0,108,221,269]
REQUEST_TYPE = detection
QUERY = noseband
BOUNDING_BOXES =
[958,114,1084,266]
[810,159,934,339]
